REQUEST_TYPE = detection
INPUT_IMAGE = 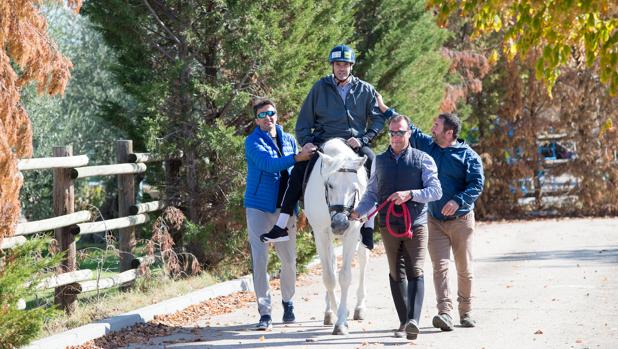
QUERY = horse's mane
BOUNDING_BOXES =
[320,138,365,180]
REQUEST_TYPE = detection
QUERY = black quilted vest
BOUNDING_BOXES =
[375,146,428,230]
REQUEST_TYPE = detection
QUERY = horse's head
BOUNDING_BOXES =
[319,151,367,235]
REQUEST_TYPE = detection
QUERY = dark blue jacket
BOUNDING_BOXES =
[410,124,484,221]
[244,125,297,213]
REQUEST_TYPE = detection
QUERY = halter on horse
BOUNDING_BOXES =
[303,138,369,335]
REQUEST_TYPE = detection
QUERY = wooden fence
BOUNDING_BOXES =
[2,140,178,314]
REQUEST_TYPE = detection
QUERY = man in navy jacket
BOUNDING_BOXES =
[244,98,314,331]
[377,95,485,332]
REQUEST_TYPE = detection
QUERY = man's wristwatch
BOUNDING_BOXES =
[360,136,371,146]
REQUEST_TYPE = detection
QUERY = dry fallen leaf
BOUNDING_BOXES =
[259,335,265,342]
[534,329,544,335]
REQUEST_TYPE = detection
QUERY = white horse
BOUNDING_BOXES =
[304,138,369,335]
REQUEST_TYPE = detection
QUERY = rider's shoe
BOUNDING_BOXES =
[282,301,296,323]
[360,226,374,250]
[260,225,289,243]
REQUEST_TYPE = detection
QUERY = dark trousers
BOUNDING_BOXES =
[280,145,374,215]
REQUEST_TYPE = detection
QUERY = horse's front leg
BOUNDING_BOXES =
[332,229,358,335]
[354,237,368,320]
[313,227,337,326]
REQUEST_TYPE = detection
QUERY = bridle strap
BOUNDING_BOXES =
[323,166,359,215]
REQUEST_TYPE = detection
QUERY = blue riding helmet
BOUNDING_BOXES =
[328,45,355,64]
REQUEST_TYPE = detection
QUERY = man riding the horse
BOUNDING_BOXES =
[260,44,392,249]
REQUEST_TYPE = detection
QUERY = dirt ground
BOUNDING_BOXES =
[77,217,618,349]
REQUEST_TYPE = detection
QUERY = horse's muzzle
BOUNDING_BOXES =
[331,212,350,235]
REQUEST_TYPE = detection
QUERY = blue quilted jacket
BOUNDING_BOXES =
[244,125,298,213]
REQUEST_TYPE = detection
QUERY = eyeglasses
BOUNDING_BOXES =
[388,130,408,137]
[256,110,276,119]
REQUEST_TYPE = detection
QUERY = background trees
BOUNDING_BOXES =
[82,0,449,268]
[0,0,82,238]
[427,0,618,94]
[354,0,450,131]
[20,4,129,221]
[434,2,618,218]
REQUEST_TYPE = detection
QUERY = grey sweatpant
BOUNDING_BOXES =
[246,208,297,317]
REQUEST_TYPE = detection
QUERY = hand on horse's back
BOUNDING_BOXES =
[295,143,317,162]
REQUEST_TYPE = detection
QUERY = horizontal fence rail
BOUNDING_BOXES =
[32,270,94,290]
[80,268,141,293]
[129,201,166,215]
[69,214,149,235]
[18,155,89,171]
[127,151,182,163]
[14,210,92,237]
[11,140,176,314]
[71,163,147,179]
[131,255,156,269]
[0,236,27,250]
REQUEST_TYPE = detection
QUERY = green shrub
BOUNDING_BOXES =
[0,238,63,348]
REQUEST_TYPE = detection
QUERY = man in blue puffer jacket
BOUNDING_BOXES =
[244,98,315,331]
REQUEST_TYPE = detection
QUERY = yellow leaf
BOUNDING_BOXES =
[493,15,502,32]
[507,39,518,59]
[599,119,613,138]
[488,49,499,65]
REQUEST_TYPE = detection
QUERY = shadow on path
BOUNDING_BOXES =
[128,321,447,348]
[479,247,618,264]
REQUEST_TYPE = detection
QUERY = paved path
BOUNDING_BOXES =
[124,218,618,349]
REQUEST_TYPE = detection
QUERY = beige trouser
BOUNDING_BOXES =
[428,212,475,318]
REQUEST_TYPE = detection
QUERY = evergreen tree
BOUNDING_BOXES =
[83,0,354,266]
[353,0,450,132]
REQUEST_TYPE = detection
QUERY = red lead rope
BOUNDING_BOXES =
[365,199,413,239]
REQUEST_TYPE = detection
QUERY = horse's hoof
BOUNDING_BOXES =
[353,307,366,320]
[332,323,349,335]
[323,311,334,326]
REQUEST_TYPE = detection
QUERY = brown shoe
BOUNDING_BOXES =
[460,314,476,328]
[432,313,454,331]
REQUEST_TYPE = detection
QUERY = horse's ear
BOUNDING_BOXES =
[319,151,334,166]
[355,155,367,169]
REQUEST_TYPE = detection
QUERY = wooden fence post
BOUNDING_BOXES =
[117,140,136,272]
[53,146,77,314]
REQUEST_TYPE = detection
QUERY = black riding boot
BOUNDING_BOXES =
[389,275,408,329]
[405,274,424,339]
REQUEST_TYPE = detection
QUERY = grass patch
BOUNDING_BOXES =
[39,270,218,338]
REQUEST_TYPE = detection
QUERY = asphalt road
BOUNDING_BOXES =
[123,218,618,349]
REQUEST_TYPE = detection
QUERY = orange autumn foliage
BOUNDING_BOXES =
[0,0,82,238]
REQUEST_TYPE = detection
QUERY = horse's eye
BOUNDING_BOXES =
[328,183,334,189]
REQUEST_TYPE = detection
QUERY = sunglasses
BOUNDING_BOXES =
[256,110,276,119]
[388,130,408,137]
